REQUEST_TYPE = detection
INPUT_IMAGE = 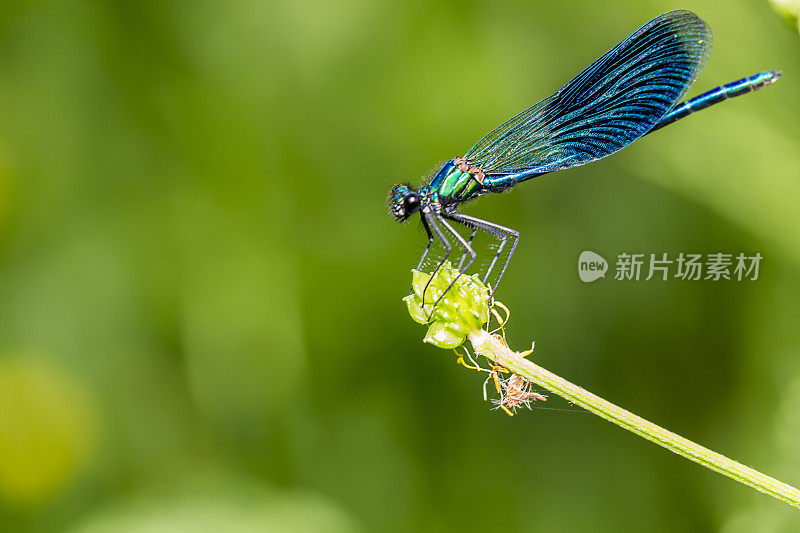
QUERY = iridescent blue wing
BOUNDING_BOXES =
[465,10,712,181]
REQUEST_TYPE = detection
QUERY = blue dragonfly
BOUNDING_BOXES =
[388,10,780,307]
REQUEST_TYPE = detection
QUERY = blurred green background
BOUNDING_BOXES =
[0,0,798,531]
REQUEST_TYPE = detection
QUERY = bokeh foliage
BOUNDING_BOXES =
[0,0,798,531]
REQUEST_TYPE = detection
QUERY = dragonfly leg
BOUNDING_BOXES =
[410,215,436,297]
[446,212,519,297]
[443,213,505,285]
[412,214,435,290]
[420,211,452,308]
[427,215,476,319]
[457,228,478,271]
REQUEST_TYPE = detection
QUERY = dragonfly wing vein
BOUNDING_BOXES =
[465,10,712,182]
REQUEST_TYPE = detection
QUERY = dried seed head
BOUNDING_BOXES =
[494,373,546,414]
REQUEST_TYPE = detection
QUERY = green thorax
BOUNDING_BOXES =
[424,159,484,205]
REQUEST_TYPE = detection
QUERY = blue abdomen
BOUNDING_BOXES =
[651,70,781,133]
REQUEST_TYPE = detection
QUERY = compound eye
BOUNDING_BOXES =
[404,193,420,214]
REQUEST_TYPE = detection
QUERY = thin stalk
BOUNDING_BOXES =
[469,329,800,509]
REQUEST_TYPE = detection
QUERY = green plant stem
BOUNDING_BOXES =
[469,329,800,509]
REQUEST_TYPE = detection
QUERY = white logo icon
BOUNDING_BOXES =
[578,251,608,283]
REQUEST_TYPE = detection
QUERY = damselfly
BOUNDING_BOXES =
[388,10,780,308]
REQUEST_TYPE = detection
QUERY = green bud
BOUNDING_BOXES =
[403,294,429,324]
[423,321,464,349]
[402,261,490,349]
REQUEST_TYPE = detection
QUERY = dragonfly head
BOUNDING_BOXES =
[389,184,421,221]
